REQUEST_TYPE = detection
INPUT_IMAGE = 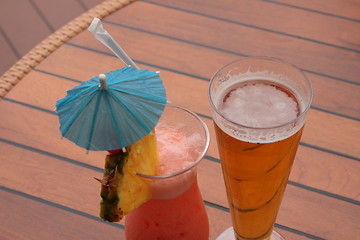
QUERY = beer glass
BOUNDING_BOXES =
[208,57,313,240]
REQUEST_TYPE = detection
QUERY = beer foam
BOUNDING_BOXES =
[221,83,299,128]
[212,72,306,143]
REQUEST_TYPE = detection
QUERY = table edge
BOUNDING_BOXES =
[0,0,136,99]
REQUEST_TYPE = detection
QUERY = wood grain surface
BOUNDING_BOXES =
[1,0,359,239]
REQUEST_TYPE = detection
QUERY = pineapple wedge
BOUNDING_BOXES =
[99,131,159,222]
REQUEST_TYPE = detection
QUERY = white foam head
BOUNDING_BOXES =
[212,71,308,143]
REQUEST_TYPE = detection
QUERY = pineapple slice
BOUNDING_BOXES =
[99,131,158,222]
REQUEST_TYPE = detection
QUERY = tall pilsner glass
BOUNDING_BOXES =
[209,57,313,240]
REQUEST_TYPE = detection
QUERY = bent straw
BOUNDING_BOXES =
[88,18,139,69]
[88,17,166,102]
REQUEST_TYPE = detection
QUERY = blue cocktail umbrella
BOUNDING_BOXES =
[55,66,167,151]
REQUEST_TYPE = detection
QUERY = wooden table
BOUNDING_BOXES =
[1,0,359,239]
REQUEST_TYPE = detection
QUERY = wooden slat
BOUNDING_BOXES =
[278,185,360,240]
[37,39,360,158]
[62,17,360,120]
[1,111,359,239]
[0,186,307,240]
[199,117,360,202]
[6,40,357,171]
[148,0,360,51]
[305,72,360,120]
[80,0,105,10]
[0,0,104,80]
[0,0,52,57]
[303,110,359,157]
[4,45,358,198]
[0,188,123,240]
[105,1,360,83]
[270,0,360,21]
[0,141,241,240]
[0,32,18,75]
[33,0,85,31]
[204,116,360,201]
[291,145,360,201]
[0,100,105,170]
[0,141,102,215]
[2,87,360,203]
[10,44,360,161]
[2,65,358,238]
[37,28,360,121]
[1,1,359,239]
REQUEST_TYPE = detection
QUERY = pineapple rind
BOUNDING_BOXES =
[99,151,128,222]
[99,131,158,222]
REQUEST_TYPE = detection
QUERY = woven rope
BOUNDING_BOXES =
[0,0,135,99]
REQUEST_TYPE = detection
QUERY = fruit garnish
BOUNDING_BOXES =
[98,130,159,222]
[107,149,122,155]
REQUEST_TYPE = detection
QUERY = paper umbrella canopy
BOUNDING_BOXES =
[55,66,167,151]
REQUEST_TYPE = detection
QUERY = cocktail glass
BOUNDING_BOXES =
[208,57,313,240]
[124,104,210,240]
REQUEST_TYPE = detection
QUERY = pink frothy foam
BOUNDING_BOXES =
[155,124,202,175]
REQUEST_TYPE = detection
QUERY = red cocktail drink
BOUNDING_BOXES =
[125,105,210,240]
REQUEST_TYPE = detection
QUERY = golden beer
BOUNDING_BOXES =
[214,117,303,240]
[209,58,313,240]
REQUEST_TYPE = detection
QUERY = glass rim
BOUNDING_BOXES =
[208,56,313,130]
[136,104,210,179]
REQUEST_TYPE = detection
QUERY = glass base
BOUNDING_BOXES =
[216,227,285,240]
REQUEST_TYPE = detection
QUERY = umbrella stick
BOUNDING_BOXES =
[87,19,164,150]
[99,74,108,89]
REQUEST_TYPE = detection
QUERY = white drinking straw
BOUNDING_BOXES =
[88,18,139,69]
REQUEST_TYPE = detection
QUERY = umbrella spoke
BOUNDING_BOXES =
[59,88,98,136]
[109,86,166,103]
[107,90,153,134]
[110,69,155,84]
[56,66,166,150]
[86,91,103,150]
[104,92,126,148]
